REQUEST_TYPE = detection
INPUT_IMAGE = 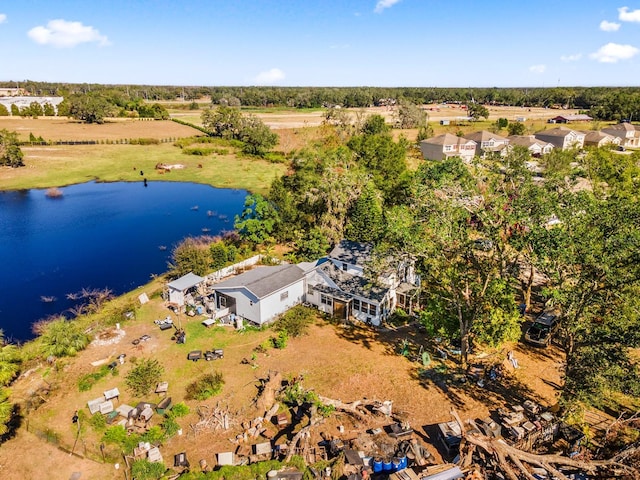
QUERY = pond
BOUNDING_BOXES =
[0,181,248,342]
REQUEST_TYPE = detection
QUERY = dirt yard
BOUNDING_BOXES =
[1,302,564,479]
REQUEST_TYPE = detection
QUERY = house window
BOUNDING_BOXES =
[342,263,348,271]
[280,291,289,301]
[219,296,226,308]
[369,304,377,315]
[320,294,333,306]
[397,293,406,307]
[444,145,453,152]
[307,284,314,295]
[352,299,360,312]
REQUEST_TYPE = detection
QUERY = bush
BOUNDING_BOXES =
[167,402,190,418]
[78,364,113,391]
[272,331,288,349]
[129,137,160,145]
[185,372,224,400]
[274,305,314,338]
[131,459,166,480]
[125,358,164,397]
[39,317,90,358]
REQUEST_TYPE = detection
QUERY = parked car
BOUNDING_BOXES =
[524,312,558,347]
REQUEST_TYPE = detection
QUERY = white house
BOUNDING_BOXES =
[534,127,585,150]
[464,130,510,158]
[600,123,640,148]
[303,240,420,326]
[211,264,305,325]
[166,272,205,307]
[582,130,621,148]
[508,135,554,157]
[419,133,477,162]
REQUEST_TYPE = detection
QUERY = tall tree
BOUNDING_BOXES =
[345,183,385,242]
[234,194,280,246]
[0,130,24,167]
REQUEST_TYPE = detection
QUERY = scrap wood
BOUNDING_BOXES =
[190,404,234,435]
[450,409,639,480]
[316,395,369,421]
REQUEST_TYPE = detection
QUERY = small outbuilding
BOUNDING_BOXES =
[166,272,205,307]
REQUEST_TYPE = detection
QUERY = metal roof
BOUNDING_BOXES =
[212,264,304,299]
[167,272,205,291]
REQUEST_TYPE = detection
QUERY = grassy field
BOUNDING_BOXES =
[1,141,286,195]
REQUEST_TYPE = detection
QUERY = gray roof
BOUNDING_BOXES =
[329,240,373,267]
[421,133,476,147]
[535,127,582,138]
[319,262,388,303]
[464,130,508,143]
[167,272,205,291]
[551,114,592,121]
[212,264,304,299]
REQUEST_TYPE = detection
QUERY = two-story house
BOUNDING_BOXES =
[507,135,554,157]
[419,133,477,162]
[601,122,640,148]
[534,127,585,150]
[464,130,510,158]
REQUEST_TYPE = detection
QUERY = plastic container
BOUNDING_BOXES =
[373,459,383,473]
[382,460,393,472]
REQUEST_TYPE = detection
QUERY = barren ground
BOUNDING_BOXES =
[1,304,563,480]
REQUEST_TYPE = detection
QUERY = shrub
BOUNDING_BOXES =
[167,402,190,419]
[131,459,166,480]
[125,358,164,397]
[185,372,224,400]
[129,138,160,145]
[39,317,90,358]
[272,331,288,349]
[78,364,112,391]
[89,411,107,432]
[274,305,314,338]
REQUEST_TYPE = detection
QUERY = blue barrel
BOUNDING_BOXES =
[392,458,401,472]
[373,459,383,473]
[397,456,407,470]
[383,460,393,472]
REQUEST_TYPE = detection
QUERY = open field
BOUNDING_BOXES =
[0,142,286,195]
[1,278,564,479]
[0,117,200,142]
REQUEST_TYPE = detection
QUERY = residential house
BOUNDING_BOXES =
[211,264,305,325]
[534,127,585,150]
[507,135,554,157]
[464,131,510,158]
[419,133,477,162]
[582,130,621,148]
[601,123,640,148]
[549,114,593,123]
[304,240,419,326]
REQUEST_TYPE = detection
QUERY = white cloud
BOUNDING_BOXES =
[374,0,401,14]
[600,20,621,31]
[529,64,546,74]
[253,68,285,85]
[560,53,582,62]
[619,6,640,22]
[0,14,7,24]
[27,19,110,48]
[590,42,639,63]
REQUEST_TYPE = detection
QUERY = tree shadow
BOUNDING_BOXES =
[0,404,23,445]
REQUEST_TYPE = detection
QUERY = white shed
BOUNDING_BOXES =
[166,272,205,306]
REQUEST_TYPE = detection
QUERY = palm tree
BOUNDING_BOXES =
[40,317,90,358]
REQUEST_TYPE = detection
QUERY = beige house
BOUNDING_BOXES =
[601,123,640,148]
[419,133,477,162]
[508,135,554,157]
[534,127,585,150]
[464,130,510,157]
[582,130,621,148]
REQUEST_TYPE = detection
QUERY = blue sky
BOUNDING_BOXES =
[1,1,640,87]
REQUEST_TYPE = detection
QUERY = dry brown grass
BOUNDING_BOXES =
[0,117,200,142]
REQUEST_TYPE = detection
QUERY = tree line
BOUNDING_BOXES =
[2,81,640,120]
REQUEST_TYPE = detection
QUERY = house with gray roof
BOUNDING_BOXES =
[582,130,621,148]
[534,127,585,150]
[419,133,477,162]
[304,240,420,325]
[507,135,554,157]
[166,272,205,307]
[601,122,640,148]
[463,130,510,158]
[211,264,305,325]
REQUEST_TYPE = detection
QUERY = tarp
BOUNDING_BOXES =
[167,272,205,292]
[422,466,464,480]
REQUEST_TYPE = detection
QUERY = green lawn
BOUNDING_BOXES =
[1,143,286,196]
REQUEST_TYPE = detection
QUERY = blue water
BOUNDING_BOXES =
[0,181,247,342]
